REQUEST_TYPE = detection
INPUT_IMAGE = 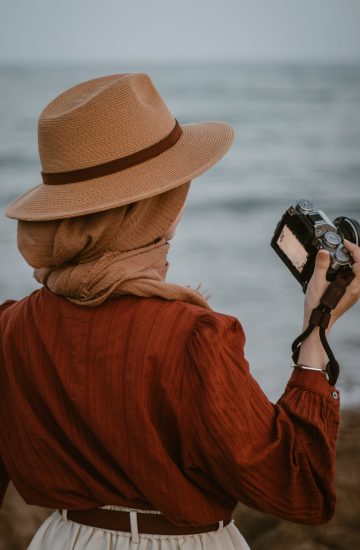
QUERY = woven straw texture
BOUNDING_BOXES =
[5,73,234,221]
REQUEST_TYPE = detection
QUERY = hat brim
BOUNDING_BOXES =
[5,121,235,221]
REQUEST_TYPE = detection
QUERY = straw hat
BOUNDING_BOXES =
[5,73,235,221]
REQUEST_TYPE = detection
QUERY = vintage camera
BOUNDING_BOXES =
[271,199,360,292]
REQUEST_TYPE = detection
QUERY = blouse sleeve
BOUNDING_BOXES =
[0,300,15,507]
[183,311,339,525]
[0,456,9,507]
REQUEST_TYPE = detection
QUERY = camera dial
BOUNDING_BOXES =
[332,247,352,271]
[296,199,314,213]
[335,247,351,264]
[323,231,341,249]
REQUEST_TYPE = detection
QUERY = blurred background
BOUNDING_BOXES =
[0,1,360,548]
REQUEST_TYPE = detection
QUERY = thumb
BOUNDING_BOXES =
[304,249,331,323]
[313,249,330,276]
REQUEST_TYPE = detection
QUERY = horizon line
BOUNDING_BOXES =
[1,57,360,67]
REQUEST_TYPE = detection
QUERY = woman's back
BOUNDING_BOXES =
[0,287,339,530]
[1,289,231,523]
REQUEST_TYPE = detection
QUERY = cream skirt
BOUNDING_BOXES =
[27,506,250,549]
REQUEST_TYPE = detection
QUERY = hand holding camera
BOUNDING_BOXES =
[272,200,360,384]
[305,239,360,329]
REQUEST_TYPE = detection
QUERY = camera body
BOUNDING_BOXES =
[271,199,359,292]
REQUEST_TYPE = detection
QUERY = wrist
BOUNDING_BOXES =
[297,327,328,371]
[292,363,327,375]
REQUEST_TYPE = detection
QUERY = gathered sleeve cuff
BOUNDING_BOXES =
[182,312,339,525]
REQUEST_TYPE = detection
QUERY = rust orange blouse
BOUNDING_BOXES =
[0,288,339,526]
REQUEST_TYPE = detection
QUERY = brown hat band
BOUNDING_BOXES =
[41,119,183,185]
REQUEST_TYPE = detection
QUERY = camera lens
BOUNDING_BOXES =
[334,217,360,246]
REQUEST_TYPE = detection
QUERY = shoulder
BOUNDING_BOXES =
[138,297,242,335]
[150,300,247,355]
[105,295,245,348]
[0,289,44,329]
[0,300,17,315]
[0,299,19,340]
[182,303,245,342]
[0,299,19,325]
[183,306,249,392]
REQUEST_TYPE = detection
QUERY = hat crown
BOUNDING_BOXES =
[38,73,175,173]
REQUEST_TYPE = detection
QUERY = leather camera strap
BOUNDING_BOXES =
[291,270,354,386]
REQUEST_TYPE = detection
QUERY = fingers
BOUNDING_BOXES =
[344,239,360,263]
[305,243,360,325]
[352,261,360,276]
[341,239,360,299]
[348,267,360,298]
[307,240,360,326]
[344,238,360,286]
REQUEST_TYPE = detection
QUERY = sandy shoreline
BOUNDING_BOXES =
[1,408,359,549]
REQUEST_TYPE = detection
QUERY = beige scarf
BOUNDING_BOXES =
[17,183,210,309]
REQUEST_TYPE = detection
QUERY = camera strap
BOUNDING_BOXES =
[291,270,354,386]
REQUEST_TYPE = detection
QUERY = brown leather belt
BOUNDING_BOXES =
[63,508,232,535]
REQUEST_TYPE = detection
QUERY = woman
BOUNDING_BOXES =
[0,72,359,549]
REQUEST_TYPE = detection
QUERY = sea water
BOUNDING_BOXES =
[1,61,359,405]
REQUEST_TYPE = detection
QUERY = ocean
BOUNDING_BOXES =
[1,61,360,405]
